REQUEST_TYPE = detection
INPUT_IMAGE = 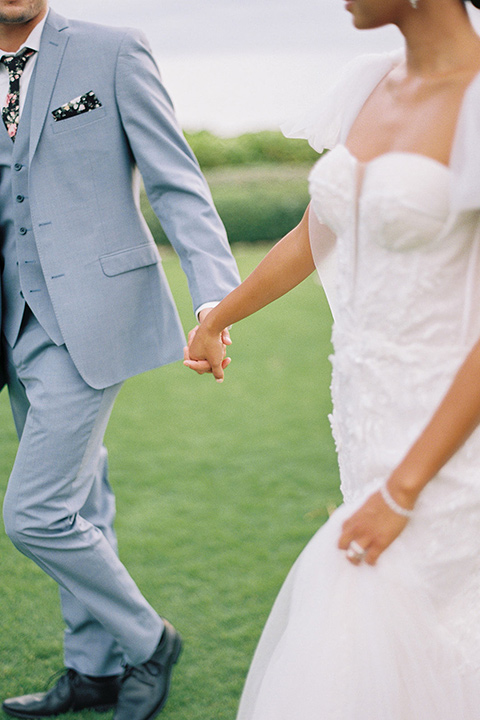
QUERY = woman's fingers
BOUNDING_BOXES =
[338,491,409,566]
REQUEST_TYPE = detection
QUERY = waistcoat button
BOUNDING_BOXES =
[16,194,24,203]
[19,227,27,235]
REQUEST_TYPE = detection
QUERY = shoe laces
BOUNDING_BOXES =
[121,658,162,684]
[43,668,75,692]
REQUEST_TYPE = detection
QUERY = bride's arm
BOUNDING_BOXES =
[184,205,316,381]
[339,336,480,564]
[389,340,480,503]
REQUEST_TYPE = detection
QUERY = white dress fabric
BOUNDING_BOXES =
[237,52,480,720]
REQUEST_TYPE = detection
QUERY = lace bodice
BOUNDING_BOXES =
[309,143,480,491]
[310,145,480,349]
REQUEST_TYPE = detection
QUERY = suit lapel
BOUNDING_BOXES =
[29,9,70,161]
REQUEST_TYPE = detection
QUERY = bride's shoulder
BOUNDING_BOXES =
[282,49,404,153]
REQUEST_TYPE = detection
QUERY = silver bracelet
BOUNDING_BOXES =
[380,485,414,519]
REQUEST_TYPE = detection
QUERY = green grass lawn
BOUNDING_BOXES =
[0,244,340,720]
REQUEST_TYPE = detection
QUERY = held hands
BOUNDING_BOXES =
[338,484,415,566]
[184,308,232,382]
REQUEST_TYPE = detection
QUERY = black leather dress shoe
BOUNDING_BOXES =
[2,669,121,718]
[114,619,182,720]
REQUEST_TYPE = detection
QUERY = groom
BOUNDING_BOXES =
[0,2,239,720]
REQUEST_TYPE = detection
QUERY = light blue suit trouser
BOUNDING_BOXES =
[2,310,164,675]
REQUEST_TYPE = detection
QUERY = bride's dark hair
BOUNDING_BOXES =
[465,0,480,9]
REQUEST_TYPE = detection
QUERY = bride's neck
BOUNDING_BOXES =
[400,2,480,77]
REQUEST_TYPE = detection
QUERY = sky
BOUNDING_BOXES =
[52,0,480,135]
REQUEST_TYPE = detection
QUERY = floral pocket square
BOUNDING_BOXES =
[51,91,102,122]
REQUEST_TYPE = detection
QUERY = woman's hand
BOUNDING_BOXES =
[184,207,316,382]
[338,489,411,565]
[184,321,231,382]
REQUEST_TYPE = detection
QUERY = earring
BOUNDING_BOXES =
[409,0,418,7]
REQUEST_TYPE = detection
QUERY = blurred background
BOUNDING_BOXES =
[54,0,404,135]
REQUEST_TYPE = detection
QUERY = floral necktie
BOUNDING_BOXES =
[0,47,36,141]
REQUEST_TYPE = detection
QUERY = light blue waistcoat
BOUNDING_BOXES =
[0,66,62,347]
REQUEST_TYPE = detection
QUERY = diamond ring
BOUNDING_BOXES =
[346,540,367,561]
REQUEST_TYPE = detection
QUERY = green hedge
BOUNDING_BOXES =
[140,130,321,246]
[184,130,318,168]
[141,163,314,246]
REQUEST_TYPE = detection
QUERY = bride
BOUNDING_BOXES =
[185,0,480,717]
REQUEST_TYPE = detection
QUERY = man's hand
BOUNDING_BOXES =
[183,308,232,381]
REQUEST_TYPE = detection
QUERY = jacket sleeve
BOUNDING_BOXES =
[114,28,240,313]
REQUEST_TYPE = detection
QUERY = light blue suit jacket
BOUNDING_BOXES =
[0,8,239,389]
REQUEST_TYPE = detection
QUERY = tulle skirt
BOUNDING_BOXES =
[236,501,480,720]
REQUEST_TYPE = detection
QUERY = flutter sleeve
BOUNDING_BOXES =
[281,50,403,152]
[450,72,480,214]
[281,50,402,319]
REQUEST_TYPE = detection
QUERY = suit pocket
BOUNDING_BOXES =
[51,106,107,134]
[100,243,160,277]
[52,91,102,122]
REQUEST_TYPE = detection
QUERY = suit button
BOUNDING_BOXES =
[14,163,22,171]
[19,227,27,235]
[16,194,24,203]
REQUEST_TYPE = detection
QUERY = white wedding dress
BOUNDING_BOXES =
[236,52,480,720]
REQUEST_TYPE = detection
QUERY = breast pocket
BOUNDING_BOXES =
[51,106,107,134]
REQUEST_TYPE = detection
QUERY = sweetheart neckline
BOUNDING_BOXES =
[338,144,451,174]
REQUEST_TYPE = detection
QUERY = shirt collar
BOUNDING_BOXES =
[0,10,48,56]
